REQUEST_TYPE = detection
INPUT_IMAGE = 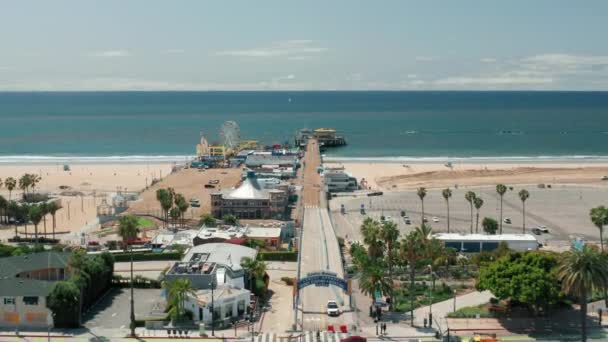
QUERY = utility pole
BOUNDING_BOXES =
[130,246,136,337]
[211,282,215,336]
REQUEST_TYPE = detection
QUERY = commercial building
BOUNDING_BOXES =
[164,243,257,290]
[211,172,288,219]
[323,170,358,192]
[433,233,539,252]
[245,155,298,169]
[0,252,71,329]
[164,243,258,329]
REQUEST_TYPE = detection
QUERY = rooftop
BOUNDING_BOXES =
[0,251,71,297]
[245,227,282,238]
[433,233,538,242]
[245,155,298,167]
[223,173,270,200]
[0,251,71,278]
[183,243,257,272]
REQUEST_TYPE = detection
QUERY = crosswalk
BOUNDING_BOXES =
[304,205,319,209]
[255,331,350,342]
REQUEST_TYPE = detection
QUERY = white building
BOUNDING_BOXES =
[433,233,539,252]
[185,286,251,328]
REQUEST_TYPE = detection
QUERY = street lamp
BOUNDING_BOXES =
[453,289,457,313]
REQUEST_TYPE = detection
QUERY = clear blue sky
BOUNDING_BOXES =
[1,0,607,90]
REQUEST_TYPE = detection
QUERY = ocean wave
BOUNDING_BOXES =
[323,155,608,163]
[0,155,195,164]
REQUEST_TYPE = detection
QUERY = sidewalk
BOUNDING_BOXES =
[414,290,493,332]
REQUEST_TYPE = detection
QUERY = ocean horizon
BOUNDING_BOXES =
[2,91,608,163]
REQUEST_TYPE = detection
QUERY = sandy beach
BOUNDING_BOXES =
[0,163,173,243]
[326,162,608,190]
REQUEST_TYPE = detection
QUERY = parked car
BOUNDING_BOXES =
[404,218,411,225]
[602,176,608,181]
[204,184,216,189]
[538,225,549,233]
[190,198,201,207]
[532,227,542,235]
[504,218,512,224]
[400,210,406,217]
[327,300,340,317]
[209,179,220,185]
[432,217,439,223]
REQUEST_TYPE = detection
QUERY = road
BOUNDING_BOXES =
[297,139,352,331]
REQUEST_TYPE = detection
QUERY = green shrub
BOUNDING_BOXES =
[112,251,181,262]
[257,251,298,261]
[447,304,495,318]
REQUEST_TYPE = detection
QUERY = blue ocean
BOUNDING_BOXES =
[1,91,608,163]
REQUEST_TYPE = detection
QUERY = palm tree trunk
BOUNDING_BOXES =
[469,204,473,234]
[421,199,425,227]
[34,224,38,245]
[500,197,504,234]
[581,296,587,342]
[43,215,47,238]
[446,200,450,233]
[476,212,480,233]
[600,228,604,253]
[522,201,526,234]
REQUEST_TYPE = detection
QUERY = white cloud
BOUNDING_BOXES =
[407,74,417,79]
[480,58,497,63]
[435,75,554,86]
[523,53,608,68]
[88,50,131,58]
[215,40,327,59]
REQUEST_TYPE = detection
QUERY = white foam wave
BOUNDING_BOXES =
[323,155,608,163]
[0,155,195,164]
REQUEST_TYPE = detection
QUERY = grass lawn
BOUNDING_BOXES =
[447,303,496,318]
[137,217,155,228]
[393,282,455,313]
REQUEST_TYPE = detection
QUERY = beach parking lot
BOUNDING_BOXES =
[330,184,608,247]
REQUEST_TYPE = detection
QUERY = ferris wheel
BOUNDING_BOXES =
[220,121,240,150]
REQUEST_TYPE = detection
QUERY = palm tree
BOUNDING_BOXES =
[518,189,530,234]
[164,278,197,322]
[19,175,30,198]
[557,246,608,342]
[46,202,61,240]
[417,187,427,226]
[380,220,400,282]
[174,193,189,228]
[496,184,507,234]
[361,217,384,260]
[474,196,484,233]
[5,177,16,201]
[464,191,476,234]
[169,207,181,231]
[39,202,48,238]
[28,204,43,245]
[400,230,427,326]
[590,206,608,252]
[358,265,391,304]
[0,195,6,225]
[442,188,452,233]
[118,214,140,250]
[8,201,19,238]
[156,189,171,228]
[20,203,30,238]
[241,256,267,292]
[30,174,41,194]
